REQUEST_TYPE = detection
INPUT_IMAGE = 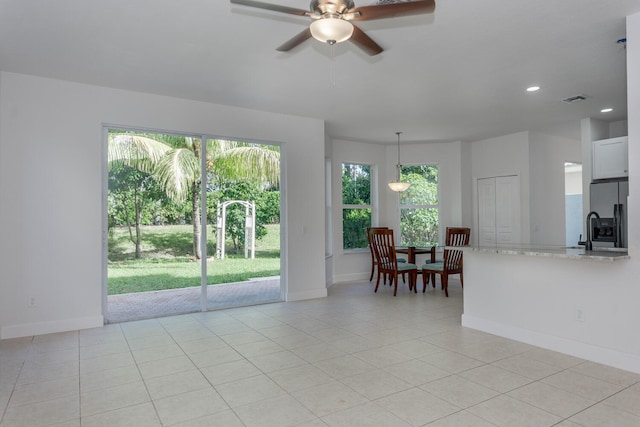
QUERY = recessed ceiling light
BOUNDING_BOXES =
[600,108,613,113]
[526,86,540,92]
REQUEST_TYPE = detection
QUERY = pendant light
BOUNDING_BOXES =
[388,132,411,192]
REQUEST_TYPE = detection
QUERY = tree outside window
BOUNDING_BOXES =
[400,165,439,246]
[342,163,372,249]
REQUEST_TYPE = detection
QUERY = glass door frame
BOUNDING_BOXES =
[101,125,285,320]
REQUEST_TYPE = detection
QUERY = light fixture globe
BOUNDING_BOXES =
[388,180,411,192]
[310,18,354,45]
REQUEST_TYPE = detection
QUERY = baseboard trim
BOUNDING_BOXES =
[462,314,640,374]
[286,288,328,302]
[1,315,104,339]
[333,273,369,284]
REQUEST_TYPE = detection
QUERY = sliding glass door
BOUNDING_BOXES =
[203,138,282,310]
[104,129,282,322]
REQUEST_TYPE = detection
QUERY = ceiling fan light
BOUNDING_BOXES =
[310,18,354,45]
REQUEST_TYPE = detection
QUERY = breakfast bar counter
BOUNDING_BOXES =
[460,243,638,373]
[467,244,629,261]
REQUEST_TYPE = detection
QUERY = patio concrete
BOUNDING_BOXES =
[106,276,281,323]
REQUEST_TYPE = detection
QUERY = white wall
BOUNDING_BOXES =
[324,130,334,286]
[609,120,628,138]
[460,141,474,231]
[0,72,327,339]
[529,132,581,245]
[628,12,640,255]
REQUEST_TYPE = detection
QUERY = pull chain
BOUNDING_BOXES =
[330,44,336,86]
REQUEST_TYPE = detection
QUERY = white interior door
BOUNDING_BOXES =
[478,178,496,246]
[478,175,521,246]
[495,175,521,244]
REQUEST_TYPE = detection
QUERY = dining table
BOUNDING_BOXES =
[396,245,437,264]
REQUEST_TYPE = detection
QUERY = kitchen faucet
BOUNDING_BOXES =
[585,211,600,251]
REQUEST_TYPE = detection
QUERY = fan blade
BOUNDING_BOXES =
[230,0,309,16]
[276,28,312,52]
[350,24,383,56]
[348,0,435,21]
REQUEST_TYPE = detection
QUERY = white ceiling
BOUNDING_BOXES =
[1,0,639,144]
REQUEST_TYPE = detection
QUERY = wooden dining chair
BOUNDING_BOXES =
[421,227,470,297]
[369,228,418,296]
[426,226,470,278]
[367,227,388,282]
[367,227,406,283]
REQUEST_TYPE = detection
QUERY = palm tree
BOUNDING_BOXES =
[152,136,203,259]
[108,134,171,172]
[108,133,280,260]
[212,141,280,188]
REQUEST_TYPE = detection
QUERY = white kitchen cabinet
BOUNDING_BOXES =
[592,136,628,180]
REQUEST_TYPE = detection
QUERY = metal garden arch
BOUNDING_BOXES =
[215,200,255,260]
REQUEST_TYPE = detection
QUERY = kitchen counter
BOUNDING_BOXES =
[460,243,639,373]
[464,244,629,261]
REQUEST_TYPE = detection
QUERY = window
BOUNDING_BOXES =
[342,163,372,249]
[400,165,439,246]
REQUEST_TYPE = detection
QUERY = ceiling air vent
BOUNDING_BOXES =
[562,95,587,104]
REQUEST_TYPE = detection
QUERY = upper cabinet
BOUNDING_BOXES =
[592,136,628,180]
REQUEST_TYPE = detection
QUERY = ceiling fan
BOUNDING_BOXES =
[230,0,436,56]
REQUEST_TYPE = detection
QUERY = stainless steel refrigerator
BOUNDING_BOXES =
[590,179,629,248]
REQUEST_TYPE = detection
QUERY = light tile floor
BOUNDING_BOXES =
[1,280,639,427]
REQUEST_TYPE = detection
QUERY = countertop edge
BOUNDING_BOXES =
[461,246,629,262]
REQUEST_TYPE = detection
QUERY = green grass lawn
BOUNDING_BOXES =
[108,224,280,295]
